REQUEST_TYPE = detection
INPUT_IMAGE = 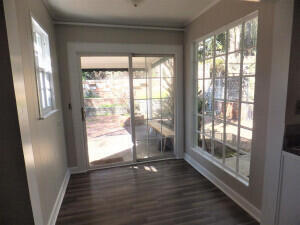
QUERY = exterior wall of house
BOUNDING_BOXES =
[184,0,276,212]
[4,0,68,224]
[55,25,184,167]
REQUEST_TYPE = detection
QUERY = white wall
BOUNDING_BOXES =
[184,0,275,214]
[5,0,68,224]
[55,25,184,167]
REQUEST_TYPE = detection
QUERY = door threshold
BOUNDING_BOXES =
[88,157,177,171]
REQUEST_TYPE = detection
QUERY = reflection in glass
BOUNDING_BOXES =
[197,116,202,132]
[197,133,203,148]
[226,102,239,125]
[241,103,254,129]
[214,100,224,120]
[242,77,255,102]
[198,41,205,63]
[243,49,257,75]
[226,124,238,147]
[215,56,226,77]
[228,25,242,52]
[204,116,213,137]
[216,32,226,56]
[244,18,258,50]
[133,79,147,100]
[204,135,212,154]
[197,80,203,114]
[214,78,225,99]
[198,61,204,79]
[161,78,174,98]
[226,77,240,101]
[205,58,214,78]
[147,78,160,99]
[205,36,214,58]
[225,145,237,171]
[228,52,241,76]
[214,120,224,142]
[239,128,252,153]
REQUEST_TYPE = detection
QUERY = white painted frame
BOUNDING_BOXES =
[191,12,258,184]
[67,43,183,173]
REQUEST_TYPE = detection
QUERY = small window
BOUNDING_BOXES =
[193,14,258,182]
[31,18,56,118]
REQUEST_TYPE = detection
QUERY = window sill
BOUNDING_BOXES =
[190,147,249,187]
[39,109,59,120]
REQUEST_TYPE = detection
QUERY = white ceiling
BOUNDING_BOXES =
[44,0,220,28]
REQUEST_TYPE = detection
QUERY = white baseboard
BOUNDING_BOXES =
[47,169,70,225]
[184,153,261,223]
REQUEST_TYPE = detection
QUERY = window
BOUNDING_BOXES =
[194,14,258,182]
[32,18,56,118]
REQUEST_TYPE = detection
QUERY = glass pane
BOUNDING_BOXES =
[133,57,146,78]
[214,78,225,99]
[214,100,224,120]
[135,119,148,141]
[226,77,240,101]
[214,119,224,142]
[147,78,160,99]
[226,124,238,147]
[134,100,148,119]
[161,78,175,98]
[225,145,237,171]
[197,133,203,148]
[216,32,226,56]
[243,48,257,75]
[197,80,204,114]
[228,52,241,76]
[241,103,254,129]
[204,58,214,78]
[215,56,226,77]
[45,73,50,90]
[205,36,214,58]
[242,77,255,102]
[213,140,223,162]
[133,79,146,100]
[226,102,239,125]
[244,17,258,50]
[204,135,212,154]
[204,116,213,137]
[161,98,174,129]
[149,64,160,78]
[204,79,213,98]
[198,41,205,63]
[239,153,251,178]
[239,128,252,178]
[161,137,174,153]
[148,119,161,139]
[46,89,52,107]
[147,99,161,119]
[228,25,242,52]
[198,61,204,79]
[239,128,252,153]
[197,116,203,131]
[204,97,213,116]
[161,58,174,77]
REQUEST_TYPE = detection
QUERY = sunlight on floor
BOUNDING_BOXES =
[88,133,133,162]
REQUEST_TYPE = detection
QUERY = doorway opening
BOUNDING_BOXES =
[80,55,176,168]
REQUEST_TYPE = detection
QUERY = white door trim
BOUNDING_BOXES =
[67,43,184,173]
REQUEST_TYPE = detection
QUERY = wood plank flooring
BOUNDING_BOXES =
[56,160,259,225]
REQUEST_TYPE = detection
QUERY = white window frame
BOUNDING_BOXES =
[192,12,258,184]
[31,17,56,119]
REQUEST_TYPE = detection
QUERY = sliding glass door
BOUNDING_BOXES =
[132,56,175,160]
[80,55,176,168]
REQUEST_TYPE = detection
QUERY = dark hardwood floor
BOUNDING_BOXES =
[56,160,259,225]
